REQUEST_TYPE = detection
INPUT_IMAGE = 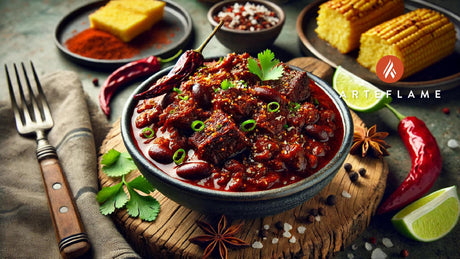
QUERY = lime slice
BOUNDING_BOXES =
[392,186,460,242]
[333,66,392,112]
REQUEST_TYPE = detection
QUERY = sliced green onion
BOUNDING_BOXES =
[191,120,205,132]
[241,119,256,132]
[142,127,154,138]
[173,149,186,165]
[267,102,280,113]
[289,102,301,112]
[178,95,189,101]
[173,87,182,94]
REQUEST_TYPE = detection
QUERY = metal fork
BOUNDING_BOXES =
[6,62,91,259]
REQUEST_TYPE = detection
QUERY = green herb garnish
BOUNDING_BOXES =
[97,149,160,222]
[220,79,234,90]
[248,49,284,81]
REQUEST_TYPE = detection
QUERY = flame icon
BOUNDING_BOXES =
[383,59,397,79]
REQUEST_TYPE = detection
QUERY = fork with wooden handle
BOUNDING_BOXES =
[5,62,91,259]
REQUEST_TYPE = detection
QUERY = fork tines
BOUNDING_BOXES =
[5,62,53,134]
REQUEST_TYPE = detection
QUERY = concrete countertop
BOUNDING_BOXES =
[0,0,459,258]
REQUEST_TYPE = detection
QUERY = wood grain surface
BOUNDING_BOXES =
[97,57,388,259]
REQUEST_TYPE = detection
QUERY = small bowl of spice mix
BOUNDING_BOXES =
[207,0,285,53]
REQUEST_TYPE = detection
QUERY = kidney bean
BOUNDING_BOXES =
[148,142,174,164]
[176,161,212,180]
[253,86,282,103]
[305,124,329,141]
[192,83,213,109]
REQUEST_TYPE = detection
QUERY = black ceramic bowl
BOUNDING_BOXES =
[121,65,353,218]
[207,0,285,53]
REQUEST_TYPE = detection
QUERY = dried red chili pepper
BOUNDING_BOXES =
[377,105,442,214]
[99,50,181,116]
[133,20,224,101]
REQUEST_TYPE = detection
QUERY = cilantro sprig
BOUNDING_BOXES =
[96,149,160,221]
[248,49,284,81]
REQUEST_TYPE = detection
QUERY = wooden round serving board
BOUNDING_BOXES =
[97,57,388,259]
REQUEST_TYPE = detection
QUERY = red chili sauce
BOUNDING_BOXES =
[131,53,344,192]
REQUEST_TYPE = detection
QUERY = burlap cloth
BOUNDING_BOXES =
[0,71,140,259]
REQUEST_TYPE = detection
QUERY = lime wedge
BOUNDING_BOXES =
[333,66,392,112]
[392,186,460,242]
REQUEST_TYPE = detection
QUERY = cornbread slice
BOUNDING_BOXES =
[357,8,456,79]
[315,0,404,54]
[89,0,166,42]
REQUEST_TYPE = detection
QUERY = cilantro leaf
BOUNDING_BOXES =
[96,182,129,215]
[102,151,137,177]
[97,149,161,222]
[101,149,121,166]
[126,176,160,221]
[248,49,284,81]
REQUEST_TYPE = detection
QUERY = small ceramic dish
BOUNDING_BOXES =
[207,0,285,53]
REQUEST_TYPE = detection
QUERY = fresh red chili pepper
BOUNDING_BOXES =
[133,20,224,101]
[377,105,442,214]
[99,50,182,117]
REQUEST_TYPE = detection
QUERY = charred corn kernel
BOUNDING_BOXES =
[89,0,166,42]
[357,8,456,79]
[315,0,404,54]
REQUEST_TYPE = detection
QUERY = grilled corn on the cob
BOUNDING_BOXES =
[315,0,404,54]
[357,8,456,79]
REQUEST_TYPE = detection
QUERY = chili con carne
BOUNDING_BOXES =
[376,105,442,214]
[99,51,182,116]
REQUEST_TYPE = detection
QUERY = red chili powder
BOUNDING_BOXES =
[65,21,176,60]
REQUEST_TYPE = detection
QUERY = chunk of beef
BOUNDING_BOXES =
[213,87,257,121]
[163,101,210,130]
[269,67,311,103]
[190,110,250,164]
[287,102,319,128]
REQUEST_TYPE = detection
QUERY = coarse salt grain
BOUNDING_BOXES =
[342,190,352,198]
[284,222,293,232]
[371,248,388,259]
[252,241,263,249]
[347,253,355,259]
[272,237,279,244]
[283,231,292,238]
[382,237,393,248]
[289,236,296,243]
[447,139,459,149]
[315,215,321,222]
[364,242,373,251]
[351,244,359,250]
[263,224,270,230]
[297,226,306,234]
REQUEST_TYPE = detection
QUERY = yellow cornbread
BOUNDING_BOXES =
[89,0,166,42]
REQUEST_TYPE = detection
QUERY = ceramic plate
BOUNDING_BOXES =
[54,0,192,70]
[297,0,460,94]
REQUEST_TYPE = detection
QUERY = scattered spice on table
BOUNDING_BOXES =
[189,215,249,259]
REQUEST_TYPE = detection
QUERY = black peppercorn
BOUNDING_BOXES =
[343,163,352,172]
[349,171,359,182]
[309,208,319,216]
[274,221,283,230]
[358,168,367,176]
[326,194,337,206]
[306,214,315,223]
[318,207,326,216]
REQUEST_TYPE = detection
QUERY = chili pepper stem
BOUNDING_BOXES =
[385,103,406,121]
[159,49,183,63]
[195,20,224,53]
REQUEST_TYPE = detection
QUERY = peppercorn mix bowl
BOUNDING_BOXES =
[121,54,353,218]
[207,0,285,53]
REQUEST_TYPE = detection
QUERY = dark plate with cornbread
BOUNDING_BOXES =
[54,0,192,70]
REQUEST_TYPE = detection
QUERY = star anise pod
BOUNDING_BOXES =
[189,215,249,259]
[350,124,390,158]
